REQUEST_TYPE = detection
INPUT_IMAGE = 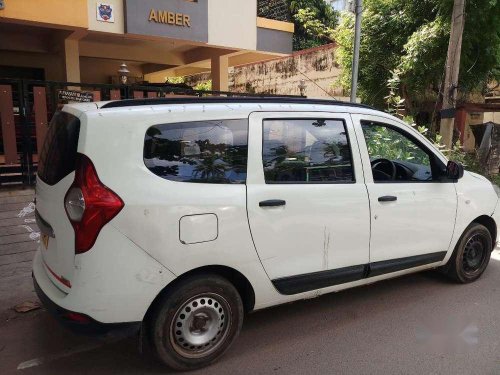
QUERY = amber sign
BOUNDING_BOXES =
[124,0,208,42]
[148,9,191,27]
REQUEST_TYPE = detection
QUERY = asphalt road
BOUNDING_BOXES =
[2,250,500,375]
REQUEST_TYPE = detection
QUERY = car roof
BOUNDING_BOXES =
[97,96,375,110]
[64,97,394,122]
[64,96,382,113]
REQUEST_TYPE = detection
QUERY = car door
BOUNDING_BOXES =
[246,112,370,294]
[351,114,457,272]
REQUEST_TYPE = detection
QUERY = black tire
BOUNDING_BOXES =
[148,274,244,371]
[444,223,492,283]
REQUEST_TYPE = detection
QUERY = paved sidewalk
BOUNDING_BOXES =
[0,187,38,320]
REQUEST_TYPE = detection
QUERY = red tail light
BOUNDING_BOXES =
[64,154,124,254]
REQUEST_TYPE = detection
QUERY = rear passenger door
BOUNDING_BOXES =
[246,112,370,294]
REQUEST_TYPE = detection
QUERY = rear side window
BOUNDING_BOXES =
[37,111,80,185]
[263,119,354,183]
[144,119,248,184]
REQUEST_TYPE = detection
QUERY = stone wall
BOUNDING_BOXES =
[185,43,348,100]
[232,43,344,99]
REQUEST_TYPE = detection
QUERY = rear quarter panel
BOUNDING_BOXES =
[77,105,280,308]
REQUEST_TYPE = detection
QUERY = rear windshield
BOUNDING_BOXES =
[144,119,248,184]
[37,111,80,185]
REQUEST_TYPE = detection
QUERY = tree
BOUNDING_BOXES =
[193,155,228,181]
[289,0,338,50]
[332,0,500,115]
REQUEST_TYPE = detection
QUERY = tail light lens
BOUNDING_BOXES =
[64,154,124,254]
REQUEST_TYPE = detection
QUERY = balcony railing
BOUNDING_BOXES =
[257,0,291,22]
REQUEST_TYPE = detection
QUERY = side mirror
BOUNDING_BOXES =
[446,160,464,180]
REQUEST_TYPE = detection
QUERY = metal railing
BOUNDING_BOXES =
[257,0,291,22]
[0,78,301,186]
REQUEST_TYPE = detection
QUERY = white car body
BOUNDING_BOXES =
[33,98,500,330]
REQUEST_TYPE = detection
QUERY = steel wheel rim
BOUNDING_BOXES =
[462,234,487,275]
[169,293,232,358]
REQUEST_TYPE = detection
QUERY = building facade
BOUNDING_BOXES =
[0,0,294,90]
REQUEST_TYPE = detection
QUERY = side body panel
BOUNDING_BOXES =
[80,106,281,310]
[47,103,498,320]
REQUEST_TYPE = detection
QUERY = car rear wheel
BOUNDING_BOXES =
[148,274,244,371]
[444,223,492,283]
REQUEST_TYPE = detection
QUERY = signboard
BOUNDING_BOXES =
[58,90,94,103]
[124,0,208,42]
[97,2,115,23]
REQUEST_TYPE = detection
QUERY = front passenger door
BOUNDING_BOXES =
[353,115,457,268]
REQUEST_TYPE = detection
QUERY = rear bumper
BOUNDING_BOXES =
[33,274,140,336]
[32,223,176,324]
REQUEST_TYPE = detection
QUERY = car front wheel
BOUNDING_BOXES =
[444,223,492,283]
[148,274,244,371]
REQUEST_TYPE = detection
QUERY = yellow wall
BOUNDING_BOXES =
[0,0,88,28]
[80,57,143,83]
[256,17,294,33]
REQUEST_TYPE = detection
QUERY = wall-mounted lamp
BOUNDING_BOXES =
[118,63,130,84]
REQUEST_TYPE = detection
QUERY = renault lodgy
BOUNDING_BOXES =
[33,97,500,371]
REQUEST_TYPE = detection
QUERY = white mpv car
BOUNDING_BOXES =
[33,97,500,370]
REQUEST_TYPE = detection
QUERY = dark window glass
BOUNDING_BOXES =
[361,121,433,182]
[263,119,354,183]
[37,111,80,185]
[144,119,248,184]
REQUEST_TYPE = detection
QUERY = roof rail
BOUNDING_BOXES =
[100,96,375,110]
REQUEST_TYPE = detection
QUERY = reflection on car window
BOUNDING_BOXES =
[263,119,354,183]
[144,119,248,184]
[361,121,432,182]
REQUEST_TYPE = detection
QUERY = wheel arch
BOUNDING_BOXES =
[471,215,497,250]
[144,265,256,324]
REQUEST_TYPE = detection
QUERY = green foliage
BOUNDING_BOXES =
[330,11,354,90]
[363,125,431,166]
[332,0,500,110]
[384,70,405,117]
[406,119,497,182]
[164,76,186,84]
[288,0,338,50]
[194,80,212,91]
[398,16,449,95]
[163,77,211,92]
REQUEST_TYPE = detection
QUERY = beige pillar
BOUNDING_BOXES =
[64,38,81,83]
[211,55,229,92]
[62,30,87,83]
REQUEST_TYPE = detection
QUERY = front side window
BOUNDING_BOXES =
[361,121,433,182]
[144,119,248,184]
[263,119,354,183]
